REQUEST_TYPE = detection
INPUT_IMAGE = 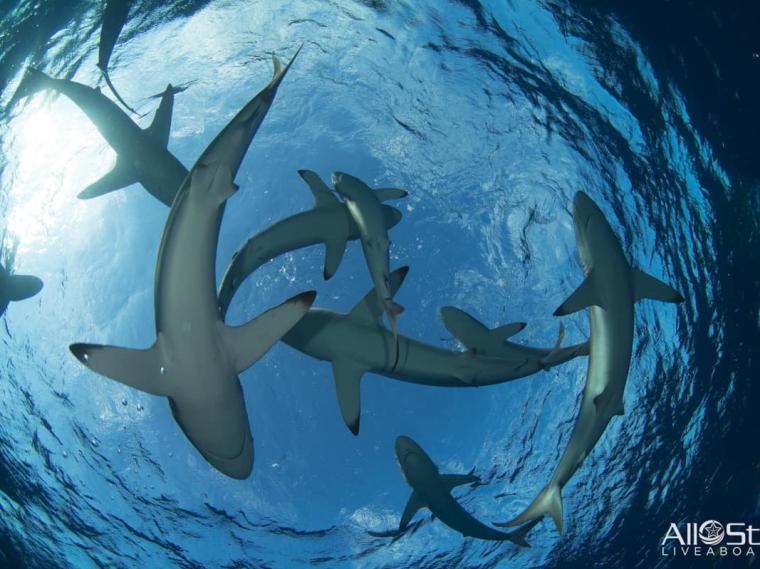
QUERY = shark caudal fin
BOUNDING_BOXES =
[631,269,685,304]
[494,483,564,534]
[6,274,43,302]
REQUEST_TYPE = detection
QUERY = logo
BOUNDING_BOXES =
[661,520,757,558]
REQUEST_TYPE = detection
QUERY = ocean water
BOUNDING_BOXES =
[0,1,758,568]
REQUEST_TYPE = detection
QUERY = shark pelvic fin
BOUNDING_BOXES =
[441,306,526,353]
[298,169,340,209]
[373,188,408,202]
[440,473,480,492]
[6,274,43,301]
[69,343,169,397]
[399,491,425,530]
[222,291,316,373]
[632,269,685,304]
[348,267,409,325]
[78,156,137,200]
[331,360,367,435]
[554,272,604,315]
[495,483,564,534]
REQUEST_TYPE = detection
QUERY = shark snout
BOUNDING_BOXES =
[572,191,602,230]
[395,435,423,464]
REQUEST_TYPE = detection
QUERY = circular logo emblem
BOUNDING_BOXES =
[698,520,724,546]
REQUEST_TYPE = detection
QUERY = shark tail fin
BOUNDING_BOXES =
[632,269,685,304]
[6,274,43,302]
[494,483,564,534]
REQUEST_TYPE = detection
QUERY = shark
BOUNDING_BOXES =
[395,435,538,544]
[332,172,406,342]
[19,68,188,206]
[218,169,404,319]
[69,49,310,479]
[97,0,138,114]
[281,267,588,435]
[0,262,43,318]
[495,191,684,533]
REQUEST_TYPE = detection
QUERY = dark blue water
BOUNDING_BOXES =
[0,1,757,567]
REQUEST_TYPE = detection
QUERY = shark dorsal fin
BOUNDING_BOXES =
[298,169,340,208]
[347,266,409,325]
[399,491,425,531]
[441,307,526,353]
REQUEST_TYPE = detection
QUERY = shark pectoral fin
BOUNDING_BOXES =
[373,188,408,202]
[69,343,168,397]
[78,157,137,200]
[593,389,625,416]
[399,491,425,531]
[331,360,366,435]
[632,269,685,304]
[380,205,403,230]
[145,94,175,148]
[554,273,604,315]
[348,267,410,325]
[440,473,480,492]
[507,517,542,548]
[491,322,527,343]
[222,291,316,373]
[298,169,340,209]
[323,233,349,280]
[6,275,43,301]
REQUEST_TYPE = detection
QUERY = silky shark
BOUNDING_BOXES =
[218,169,404,319]
[97,0,138,114]
[20,68,188,206]
[332,172,406,342]
[69,49,311,479]
[0,262,43,318]
[495,191,684,533]
[395,436,538,544]
[281,267,588,434]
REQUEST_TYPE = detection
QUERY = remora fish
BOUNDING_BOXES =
[495,191,684,533]
[332,172,407,341]
[395,435,538,544]
[281,267,588,434]
[0,262,43,318]
[97,0,138,114]
[218,169,404,319]
[19,68,188,206]
[69,49,311,479]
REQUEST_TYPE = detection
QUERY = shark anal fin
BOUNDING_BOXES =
[298,170,340,209]
[331,360,367,435]
[593,388,625,416]
[69,342,168,397]
[348,267,409,325]
[373,188,408,202]
[440,473,480,492]
[554,272,604,315]
[6,274,43,301]
[78,157,137,200]
[399,491,425,531]
[632,268,685,304]
[222,291,316,373]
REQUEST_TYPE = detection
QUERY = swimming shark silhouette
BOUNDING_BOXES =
[0,262,43,318]
[217,169,404,319]
[69,48,311,479]
[495,191,684,533]
[332,172,406,343]
[395,435,538,544]
[281,267,588,434]
[20,68,188,206]
[97,0,138,114]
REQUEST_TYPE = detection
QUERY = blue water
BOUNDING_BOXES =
[0,1,757,568]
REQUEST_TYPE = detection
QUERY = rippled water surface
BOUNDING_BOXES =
[0,1,757,567]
